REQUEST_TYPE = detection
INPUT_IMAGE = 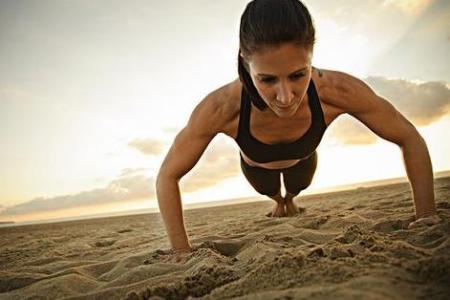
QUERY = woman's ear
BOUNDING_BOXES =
[239,49,248,60]
[239,52,250,72]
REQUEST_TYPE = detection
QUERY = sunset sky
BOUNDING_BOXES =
[1,0,449,223]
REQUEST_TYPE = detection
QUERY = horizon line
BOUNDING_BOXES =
[1,169,449,228]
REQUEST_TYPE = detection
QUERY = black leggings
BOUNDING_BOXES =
[240,151,317,197]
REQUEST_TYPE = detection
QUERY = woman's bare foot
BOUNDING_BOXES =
[285,199,306,217]
[267,202,287,217]
[266,190,287,218]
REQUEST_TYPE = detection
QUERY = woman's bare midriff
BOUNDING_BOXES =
[240,151,303,169]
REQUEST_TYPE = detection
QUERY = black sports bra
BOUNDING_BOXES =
[234,78,327,163]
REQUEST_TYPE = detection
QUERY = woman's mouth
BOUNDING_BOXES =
[275,103,294,110]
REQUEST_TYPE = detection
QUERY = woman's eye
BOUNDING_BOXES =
[291,73,305,80]
[260,77,276,83]
[259,73,304,84]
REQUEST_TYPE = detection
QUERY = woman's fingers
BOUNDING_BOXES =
[157,246,194,263]
[162,250,192,263]
[408,214,441,229]
[173,246,193,254]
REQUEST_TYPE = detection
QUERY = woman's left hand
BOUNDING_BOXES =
[408,214,441,229]
[160,247,193,264]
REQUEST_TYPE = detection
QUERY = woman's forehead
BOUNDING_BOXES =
[248,42,312,74]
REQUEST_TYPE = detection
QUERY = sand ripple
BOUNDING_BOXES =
[0,177,449,299]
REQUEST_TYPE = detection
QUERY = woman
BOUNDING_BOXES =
[156,0,439,254]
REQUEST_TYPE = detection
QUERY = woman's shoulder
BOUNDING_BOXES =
[312,67,369,112]
[189,78,242,133]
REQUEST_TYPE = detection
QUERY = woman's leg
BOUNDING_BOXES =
[284,191,307,216]
[240,154,286,217]
[282,151,318,216]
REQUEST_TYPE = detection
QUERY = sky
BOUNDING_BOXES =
[0,0,449,223]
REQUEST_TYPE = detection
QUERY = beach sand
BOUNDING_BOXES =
[1,176,449,300]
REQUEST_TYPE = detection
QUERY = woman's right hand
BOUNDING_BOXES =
[408,214,441,229]
[161,246,193,264]
[174,245,193,254]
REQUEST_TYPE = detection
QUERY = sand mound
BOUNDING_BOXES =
[1,177,449,299]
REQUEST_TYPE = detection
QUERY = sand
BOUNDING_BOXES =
[0,176,449,300]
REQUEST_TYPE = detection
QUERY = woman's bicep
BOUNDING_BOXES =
[335,73,418,146]
[159,125,216,180]
[351,95,417,146]
[158,97,222,180]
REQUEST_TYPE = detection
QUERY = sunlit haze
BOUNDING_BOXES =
[1,0,449,223]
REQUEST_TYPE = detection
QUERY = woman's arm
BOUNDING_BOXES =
[400,130,436,219]
[157,119,217,252]
[156,88,230,251]
[156,173,192,251]
[325,71,437,221]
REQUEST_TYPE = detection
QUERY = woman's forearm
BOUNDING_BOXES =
[156,175,192,251]
[401,134,437,219]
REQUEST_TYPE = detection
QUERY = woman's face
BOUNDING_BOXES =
[243,42,313,118]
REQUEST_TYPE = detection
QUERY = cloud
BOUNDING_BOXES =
[128,138,166,156]
[179,135,241,193]
[162,126,180,134]
[0,174,155,216]
[366,77,450,126]
[119,167,149,177]
[328,116,379,145]
[382,0,432,14]
[0,87,34,102]
[329,77,450,145]
[369,0,449,82]
[127,133,242,194]
[308,0,440,78]
[0,136,242,216]
[309,0,427,30]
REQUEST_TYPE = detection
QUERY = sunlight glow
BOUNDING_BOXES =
[0,0,448,223]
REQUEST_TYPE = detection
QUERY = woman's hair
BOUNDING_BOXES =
[238,0,316,110]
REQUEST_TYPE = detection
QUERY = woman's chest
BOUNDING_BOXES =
[222,98,342,144]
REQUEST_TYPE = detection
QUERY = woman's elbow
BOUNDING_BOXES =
[398,126,426,149]
[156,170,180,187]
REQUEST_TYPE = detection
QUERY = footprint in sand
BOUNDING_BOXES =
[124,264,240,300]
[194,239,248,257]
[372,219,411,233]
[437,202,450,209]
[304,215,330,230]
[0,273,45,293]
[91,239,117,248]
[334,224,364,244]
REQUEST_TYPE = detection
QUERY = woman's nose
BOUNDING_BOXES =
[276,83,295,106]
